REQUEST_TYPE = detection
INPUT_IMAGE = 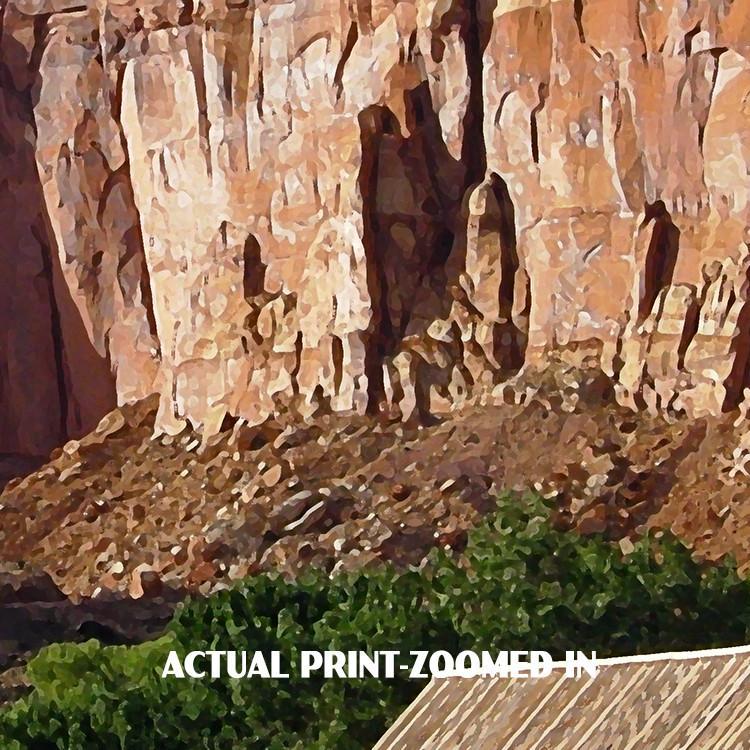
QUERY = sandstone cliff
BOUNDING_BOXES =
[2,0,750,455]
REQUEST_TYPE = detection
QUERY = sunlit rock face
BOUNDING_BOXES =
[2,0,750,454]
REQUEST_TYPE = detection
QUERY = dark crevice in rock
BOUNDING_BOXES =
[676,289,700,373]
[573,0,586,43]
[242,233,266,299]
[291,331,304,397]
[358,104,391,411]
[639,200,680,323]
[723,260,750,410]
[256,33,265,118]
[530,83,547,164]
[241,232,275,348]
[333,21,357,101]
[34,224,70,441]
[332,335,344,396]
[358,84,468,410]
[459,0,490,187]
[359,92,465,352]
[357,1,495,414]
[138,252,159,342]
[698,51,722,153]
[178,0,194,26]
[485,173,527,371]
[635,4,649,61]
[684,21,701,57]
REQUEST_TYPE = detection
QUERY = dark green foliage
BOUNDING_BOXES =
[2,493,750,749]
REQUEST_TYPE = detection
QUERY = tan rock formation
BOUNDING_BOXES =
[2,0,750,453]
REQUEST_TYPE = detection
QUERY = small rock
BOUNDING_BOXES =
[619,537,635,556]
[261,464,283,487]
[392,483,411,501]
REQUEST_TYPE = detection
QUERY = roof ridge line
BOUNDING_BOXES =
[563,642,750,669]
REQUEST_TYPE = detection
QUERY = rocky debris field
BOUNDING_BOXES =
[1,367,750,604]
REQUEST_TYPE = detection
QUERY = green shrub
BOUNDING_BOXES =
[2,493,749,749]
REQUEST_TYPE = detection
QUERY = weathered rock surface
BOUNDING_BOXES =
[3,376,750,598]
[3,0,750,454]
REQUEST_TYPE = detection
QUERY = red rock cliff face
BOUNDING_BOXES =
[1,0,749,454]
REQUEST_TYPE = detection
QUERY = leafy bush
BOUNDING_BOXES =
[2,493,750,749]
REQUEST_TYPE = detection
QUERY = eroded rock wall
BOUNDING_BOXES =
[0,3,116,455]
[468,0,750,420]
[2,0,750,453]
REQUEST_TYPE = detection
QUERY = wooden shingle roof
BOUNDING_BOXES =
[374,646,750,749]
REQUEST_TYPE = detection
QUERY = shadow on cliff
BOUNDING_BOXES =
[0,20,115,460]
[358,82,485,414]
[638,200,681,323]
[356,0,516,415]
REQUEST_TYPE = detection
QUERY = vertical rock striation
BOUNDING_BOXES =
[2,0,750,454]
[0,2,116,455]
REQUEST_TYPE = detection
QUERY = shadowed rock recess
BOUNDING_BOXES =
[5,0,750,592]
